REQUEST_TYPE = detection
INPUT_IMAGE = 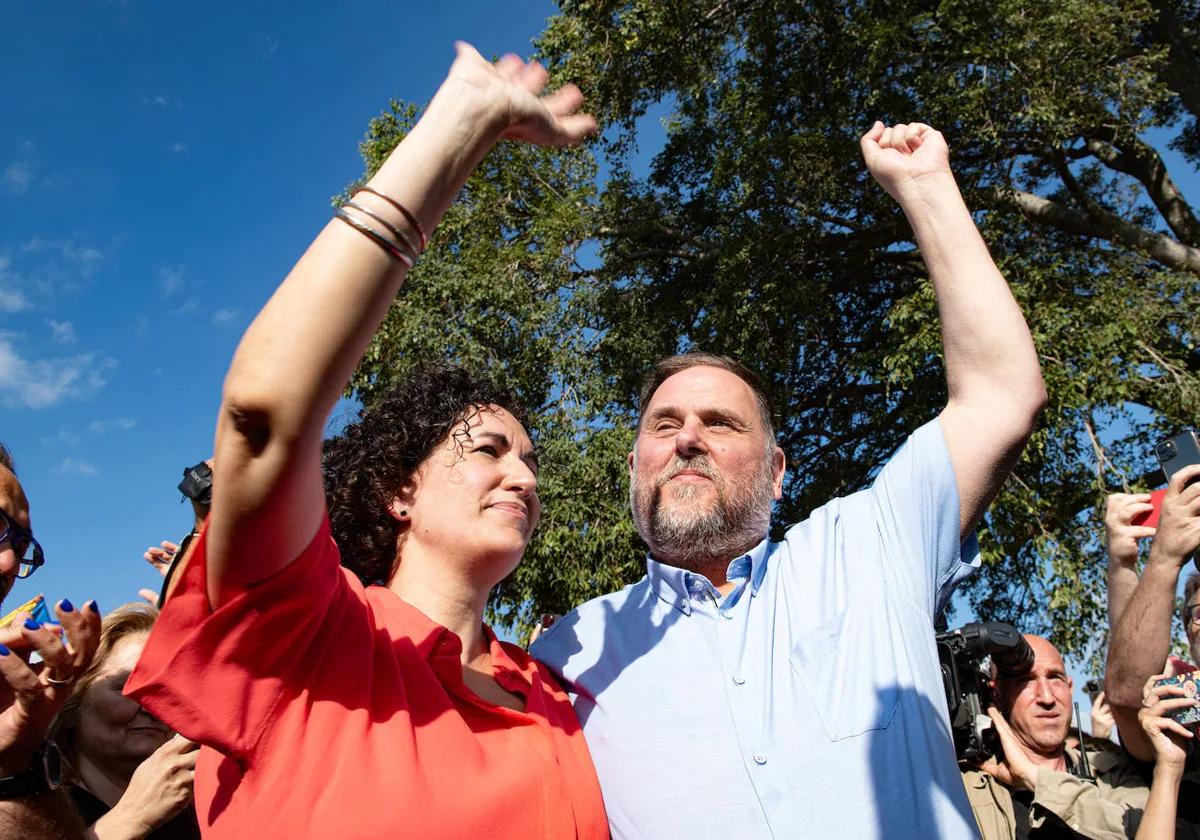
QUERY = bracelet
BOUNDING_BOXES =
[344,201,419,263]
[353,186,428,252]
[333,207,415,269]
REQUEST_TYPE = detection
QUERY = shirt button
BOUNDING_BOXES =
[732,675,745,686]
[754,754,767,765]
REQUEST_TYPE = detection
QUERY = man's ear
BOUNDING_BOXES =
[771,447,786,500]
[627,450,635,481]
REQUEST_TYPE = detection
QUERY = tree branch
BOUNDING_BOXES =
[985,186,1200,274]
[1082,131,1200,247]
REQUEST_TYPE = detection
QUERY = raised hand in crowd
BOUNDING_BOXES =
[0,601,102,839]
[137,542,178,606]
[1091,690,1115,742]
[1135,673,1195,839]
[1108,464,1200,762]
[1105,492,1157,630]
[977,706,1040,791]
[88,736,198,840]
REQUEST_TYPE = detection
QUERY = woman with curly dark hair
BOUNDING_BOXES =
[123,43,606,839]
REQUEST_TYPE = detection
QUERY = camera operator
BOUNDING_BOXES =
[962,635,1147,839]
[140,460,212,607]
[1105,464,1200,837]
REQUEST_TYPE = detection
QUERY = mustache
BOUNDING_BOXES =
[656,456,720,488]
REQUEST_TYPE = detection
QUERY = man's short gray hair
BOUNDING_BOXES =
[637,353,777,444]
[0,441,14,477]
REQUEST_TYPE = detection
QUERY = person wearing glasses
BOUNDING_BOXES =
[0,440,104,839]
[1106,462,1200,838]
[0,443,45,605]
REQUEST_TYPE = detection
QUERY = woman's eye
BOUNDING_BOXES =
[477,446,499,457]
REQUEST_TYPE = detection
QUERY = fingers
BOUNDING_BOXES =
[139,589,159,606]
[870,123,934,154]
[19,619,72,683]
[57,599,101,666]
[541,84,585,119]
[1168,463,1200,496]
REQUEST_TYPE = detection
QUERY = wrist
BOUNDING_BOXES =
[892,170,963,211]
[1147,542,1189,571]
[95,802,150,840]
[1153,758,1186,784]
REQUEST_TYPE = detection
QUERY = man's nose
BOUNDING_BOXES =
[0,544,18,578]
[1035,679,1056,704]
[675,418,708,456]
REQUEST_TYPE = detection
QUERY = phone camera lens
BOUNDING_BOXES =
[1159,442,1178,459]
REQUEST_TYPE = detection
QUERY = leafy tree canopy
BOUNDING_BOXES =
[345,0,1200,667]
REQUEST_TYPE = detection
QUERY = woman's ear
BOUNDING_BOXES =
[387,477,418,522]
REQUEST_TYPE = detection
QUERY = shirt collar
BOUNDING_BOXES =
[646,533,772,614]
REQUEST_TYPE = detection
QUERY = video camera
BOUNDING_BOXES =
[936,621,1035,763]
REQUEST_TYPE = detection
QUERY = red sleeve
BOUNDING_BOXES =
[125,513,368,759]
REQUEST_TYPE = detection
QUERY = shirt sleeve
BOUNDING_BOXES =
[866,418,981,619]
[125,514,368,759]
[1032,764,1146,840]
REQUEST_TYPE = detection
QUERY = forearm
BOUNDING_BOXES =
[899,174,1045,414]
[209,88,502,598]
[1107,558,1140,634]
[0,791,86,839]
[1107,556,1182,709]
[1136,764,1182,840]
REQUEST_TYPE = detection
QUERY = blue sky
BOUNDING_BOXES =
[0,0,565,617]
[0,1,1196,725]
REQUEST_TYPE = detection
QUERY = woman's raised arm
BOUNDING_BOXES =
[207,44,595,607]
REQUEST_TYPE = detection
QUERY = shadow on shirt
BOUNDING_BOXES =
[868,684,979,839]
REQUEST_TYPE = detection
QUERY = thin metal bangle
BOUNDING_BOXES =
[344,201,419,263]
[332,207,414,269]
[353,185,428,252]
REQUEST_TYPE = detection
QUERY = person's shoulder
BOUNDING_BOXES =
[529,576,652,660]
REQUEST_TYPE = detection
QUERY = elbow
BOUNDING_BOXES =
[220,375,282,458]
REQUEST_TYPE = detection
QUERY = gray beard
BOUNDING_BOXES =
[631,454,774,572]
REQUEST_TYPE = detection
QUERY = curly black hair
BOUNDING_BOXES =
[323,365,526,586]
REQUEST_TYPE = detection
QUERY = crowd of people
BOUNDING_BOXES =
[0,42,1196,839]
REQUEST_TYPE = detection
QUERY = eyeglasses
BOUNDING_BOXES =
[0,507,43,579]
[1186,603,1200,626]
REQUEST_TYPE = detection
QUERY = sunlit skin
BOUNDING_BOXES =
[0,466,31,605]
[629,366,785,591]
[75,633,173,800]
[391,405,541,592]
[995,635,1075,770]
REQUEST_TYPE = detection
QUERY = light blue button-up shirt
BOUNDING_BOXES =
[532,420,982,838]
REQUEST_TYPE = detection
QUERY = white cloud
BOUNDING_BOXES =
[86,417,135,434]
[170,142,188,154]
[0,257,29,312]
[0,334,116,409]
[212,308,237,324]
[40,428,80,447]
[2,162,32,196]
[154,95,167,107]
[41,173,69,191]
[57,458,97,476]
[160,264,186,297]
[47,320,76,344]
[21,238,104,279]
[261,35,279,56]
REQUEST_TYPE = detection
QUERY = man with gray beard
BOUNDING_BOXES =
[531,120,1046,839]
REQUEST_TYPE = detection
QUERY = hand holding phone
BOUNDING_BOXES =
[1150,671,1200,730]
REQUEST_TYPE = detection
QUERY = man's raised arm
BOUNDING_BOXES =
[861,122,1046,541]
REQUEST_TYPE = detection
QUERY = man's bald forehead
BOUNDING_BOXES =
[1024,634,1066,670]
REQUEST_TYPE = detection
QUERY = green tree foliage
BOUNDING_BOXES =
[347,2,1200,662]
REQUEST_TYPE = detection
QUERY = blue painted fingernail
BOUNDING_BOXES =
[0,644,9,656]
[86,600,99,614]
[59,599,74,613]
[23,619,40,631]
